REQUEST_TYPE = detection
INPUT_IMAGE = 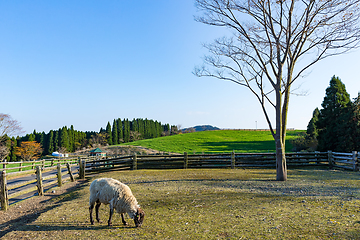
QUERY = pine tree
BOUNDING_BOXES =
[60,126,70,152]
[116,118,123,143]
[123,119,130,142]
[10,137,17,162]
[307,108,320,140]
[317,76,351,152]
[112,119,118,145]
[48,130,54,154]
[305,108,320,151]
[54,131,59,151]
[106,122,113,145]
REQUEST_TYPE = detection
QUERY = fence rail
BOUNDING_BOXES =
[1,150,359,211]
[0,158,82,210]
[85,151,336,173]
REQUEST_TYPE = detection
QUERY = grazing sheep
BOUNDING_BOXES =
[89,178,145,227]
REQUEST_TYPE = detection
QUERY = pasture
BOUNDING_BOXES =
[124,130,304,153]
[1,168,359,239]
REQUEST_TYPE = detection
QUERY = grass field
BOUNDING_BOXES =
[3,168,359,239]
[124,130,304,153]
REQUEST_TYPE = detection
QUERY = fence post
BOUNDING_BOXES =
[32,160,35,170]
[0,170,8,211]
[184,152,188,169]
[231,151,235,169]
[328,151,333,169]
[352,151,358,171]
[42,160,45,169]
[132,154,137,170]
[2,161,6,170]
[57,163,62,187]
[79,160,85,179]
[36,166,44,196]
[19,161,22,172]
[66,162,74,182]
[315,151,320,165]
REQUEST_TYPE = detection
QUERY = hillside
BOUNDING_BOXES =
[124,129,304,153]
[181,125,220,132]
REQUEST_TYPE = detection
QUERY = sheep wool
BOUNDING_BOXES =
[89,178,145,227]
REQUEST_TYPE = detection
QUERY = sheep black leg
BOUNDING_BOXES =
[89,204,94,225]
[108,207,114,226]
[121,213,128,226]
[95,200,102,223]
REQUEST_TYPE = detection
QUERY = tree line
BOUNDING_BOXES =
[3,118,178,161]
[293,76,360,152]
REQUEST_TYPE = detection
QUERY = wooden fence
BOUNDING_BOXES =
[0,157,84,211]
[1,151,358,211]
[84,151,359,173]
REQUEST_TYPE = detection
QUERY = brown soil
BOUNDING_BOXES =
[0,179,87,238]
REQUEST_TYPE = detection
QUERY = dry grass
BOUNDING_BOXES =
[1,168,360,239]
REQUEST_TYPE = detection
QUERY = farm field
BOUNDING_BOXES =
[124,129,304,153]
[1,168,359,239]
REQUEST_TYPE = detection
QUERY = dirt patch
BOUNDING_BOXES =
[0,179,87,238]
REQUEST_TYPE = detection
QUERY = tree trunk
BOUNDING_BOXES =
[275,137,287,181]
[275,83,288,181]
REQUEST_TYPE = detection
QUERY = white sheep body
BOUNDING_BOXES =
[89,178,144,227]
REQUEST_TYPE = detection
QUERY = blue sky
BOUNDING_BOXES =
[1,1,359,135]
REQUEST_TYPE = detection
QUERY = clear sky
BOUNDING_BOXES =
[1,0,359,135]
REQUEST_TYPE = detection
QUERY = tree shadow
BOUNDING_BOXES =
[0,179,89,238]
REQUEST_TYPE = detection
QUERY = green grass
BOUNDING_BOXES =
[124,130,304,153]
[4,168,359,239]
[2,162,38,173]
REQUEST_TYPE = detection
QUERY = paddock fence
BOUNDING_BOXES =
[84,151,359,173]
[1,151,359,211]
[0,157,88,211]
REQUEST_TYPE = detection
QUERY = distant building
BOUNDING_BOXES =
[89,148,106,158]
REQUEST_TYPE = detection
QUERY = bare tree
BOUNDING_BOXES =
[0,113,23,161]
[194,0,360,180]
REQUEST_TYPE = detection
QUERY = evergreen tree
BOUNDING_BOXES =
[317,76,351,151]
[106,122,113,145]
[307,108,320,139]
[9,137,17,162]
[116,118,123,143]
[305,108,320,151]
[123,119,130,142]
[352,93,360,149]
[40,132,46,155]
[69,125,75,152]
[60,127,70,152]
[48,130,54,154]
[112,119,118,145]
[54,131,59,151]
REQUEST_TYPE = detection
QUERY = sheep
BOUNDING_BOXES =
[89,178,145,227]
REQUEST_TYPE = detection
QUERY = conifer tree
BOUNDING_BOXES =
[54,131,59,151]
[112,119,118,145]
[116,118,123,143]
[307,108,320,140]
[317,76,351,151]
[106,122,113,145]
[123,119,130,142]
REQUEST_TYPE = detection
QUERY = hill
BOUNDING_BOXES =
[182,125,220,132]
[124,129,304,153]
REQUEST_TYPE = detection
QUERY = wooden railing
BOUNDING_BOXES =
[329,151,359,171]
[1,157,86,175]
[1,151,358,211]
[0,157,83,211]
[84,151,335,173]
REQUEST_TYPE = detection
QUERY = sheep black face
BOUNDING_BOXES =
[134,208,145,227]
